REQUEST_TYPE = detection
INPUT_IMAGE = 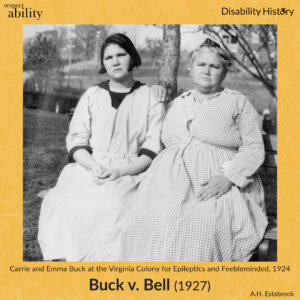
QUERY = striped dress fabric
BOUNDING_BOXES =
[121,88,268,262]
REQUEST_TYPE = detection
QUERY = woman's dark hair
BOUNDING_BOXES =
[99,33,141,74]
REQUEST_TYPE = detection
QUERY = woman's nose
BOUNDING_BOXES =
[112,56,119,65]
[203,65,210,74]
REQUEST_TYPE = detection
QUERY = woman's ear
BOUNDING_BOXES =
[188,67,192,77]
[221,69,228,81]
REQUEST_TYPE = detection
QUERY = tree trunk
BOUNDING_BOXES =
[158,25,181,102]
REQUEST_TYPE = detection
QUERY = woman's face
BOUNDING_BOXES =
[103,43,132,82]
[190,49,225,93]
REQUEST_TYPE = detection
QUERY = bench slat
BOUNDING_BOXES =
[263,153,277,168]
[263,134,277,152]
[262,134,277,168]
[264,226,277,240]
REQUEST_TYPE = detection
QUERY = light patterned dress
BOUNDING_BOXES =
[121,88,268,261]
[38,82,165,261]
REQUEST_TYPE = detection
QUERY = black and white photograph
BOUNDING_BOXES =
[23,24,277,262]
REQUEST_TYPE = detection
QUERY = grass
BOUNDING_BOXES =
[23,107,277,261]
[23,109,69,261]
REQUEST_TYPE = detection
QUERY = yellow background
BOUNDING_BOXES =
[0,0,299,299]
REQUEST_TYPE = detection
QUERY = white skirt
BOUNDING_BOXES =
[38,153,143,261]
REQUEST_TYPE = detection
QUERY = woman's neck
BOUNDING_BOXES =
[109,76,135,92]
[195,86,224,100]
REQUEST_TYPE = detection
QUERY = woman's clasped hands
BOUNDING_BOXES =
[91,162,107,184]
[198,175,234,201]
[92,163,121,184]
[99,169,122,183]
[92,163,122,184]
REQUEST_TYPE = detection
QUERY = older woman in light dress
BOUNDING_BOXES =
[121,39,268,261]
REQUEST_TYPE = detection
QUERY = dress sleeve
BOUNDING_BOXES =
[66,89,93,161]
[139,90,166,159]
[223,96,265,188]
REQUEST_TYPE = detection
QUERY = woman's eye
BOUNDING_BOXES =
[104,56,112,60]
[212,65,221,69]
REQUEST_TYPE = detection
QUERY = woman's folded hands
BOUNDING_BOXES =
[91,163,110,184]
[96,168,122,183]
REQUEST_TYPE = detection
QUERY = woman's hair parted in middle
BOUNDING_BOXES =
[99,33,142,74]
[190,38,232,74]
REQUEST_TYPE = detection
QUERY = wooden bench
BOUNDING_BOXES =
[255,134,277,261]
